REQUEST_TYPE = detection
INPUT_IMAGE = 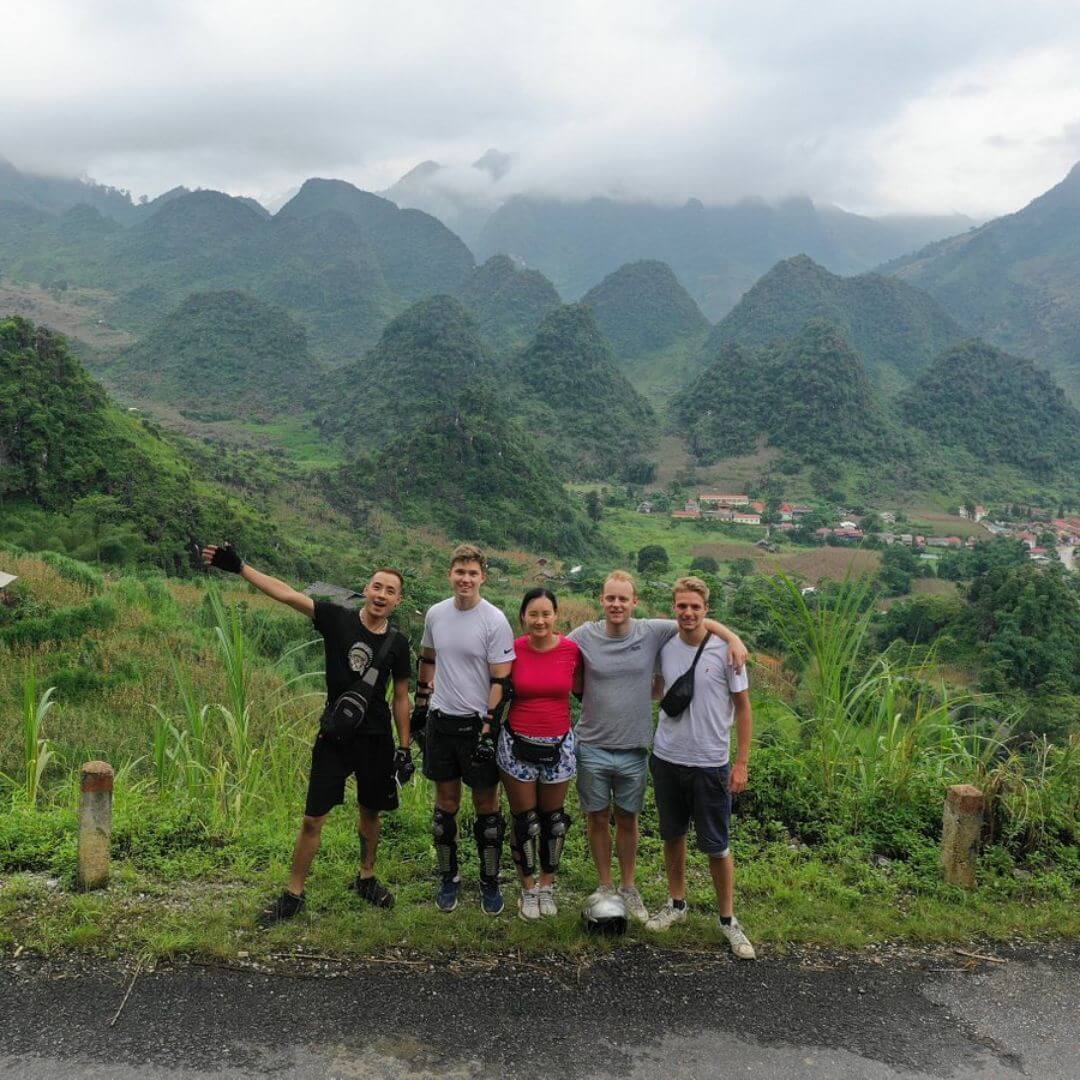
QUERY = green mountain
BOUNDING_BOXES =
[454,255,562,351]
[322,295,498,443]
[0,156,140,223]
[275,178,475,300]
[582,260,708,357]
[475,194,973,318]
[335,388,604,555]
[703,255,965,390]
[0,316,287,565]
[672,320,895,465]
[899,340,1080,479]
[105,291,318,421]
[888,162,1080,402]
[510,304,657,477]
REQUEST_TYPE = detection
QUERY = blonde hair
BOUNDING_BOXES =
[450,543,487,571]
[602,569,637,597]
[673,575,710,604]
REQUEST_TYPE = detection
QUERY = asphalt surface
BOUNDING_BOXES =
[1,942,1077,1078]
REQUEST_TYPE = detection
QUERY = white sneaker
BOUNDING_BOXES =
[645,898,688,932]
[537,884,557,917]
[618,886,649,924]
[720,917,756,960]
[518,887,540,922]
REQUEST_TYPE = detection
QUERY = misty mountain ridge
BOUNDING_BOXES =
[454,255,562,352]
[886,162,1080,402]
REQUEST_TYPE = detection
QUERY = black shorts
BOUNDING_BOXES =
[649,754,731,857]
[422,713,499,791]
[305,732,398,818]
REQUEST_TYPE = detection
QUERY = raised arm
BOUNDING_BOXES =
[703,618,748,673]
[202,544,314,618]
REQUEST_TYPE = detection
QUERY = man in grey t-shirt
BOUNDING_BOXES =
[415,544,515,916]
[645,576,755,959]
[568,570,747,923]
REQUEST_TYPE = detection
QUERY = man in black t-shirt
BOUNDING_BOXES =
[202,544,413,924]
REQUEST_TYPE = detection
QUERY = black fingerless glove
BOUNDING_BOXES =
[471,730,496,767]
[210,543,244,574]
[393,746,415,786]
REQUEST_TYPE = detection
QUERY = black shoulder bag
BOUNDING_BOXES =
[319,628,400,741]
[658,632,711,719]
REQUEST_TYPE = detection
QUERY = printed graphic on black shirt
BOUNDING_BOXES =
[314,601,411,737]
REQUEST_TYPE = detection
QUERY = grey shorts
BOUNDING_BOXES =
[649,754,731,857]
[575,743,649,814]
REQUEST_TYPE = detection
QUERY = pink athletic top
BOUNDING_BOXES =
[508,635,582,738]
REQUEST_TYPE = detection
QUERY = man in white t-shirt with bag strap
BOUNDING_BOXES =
[646,575,756,959]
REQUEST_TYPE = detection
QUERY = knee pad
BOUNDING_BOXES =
[473,812,505,883]
[511,808,541,878]
[432,808,458,878]
[540,808,571,874]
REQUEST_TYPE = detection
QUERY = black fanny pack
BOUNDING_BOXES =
[431,710,483,737]
[319,628,399,741]
[509,724,568,766]
[658,633,711,719]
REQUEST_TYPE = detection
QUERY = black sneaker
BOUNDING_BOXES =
[257,890,305,928]
[349,874,395,909]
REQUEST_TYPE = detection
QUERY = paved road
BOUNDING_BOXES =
[1,942,1077,1078]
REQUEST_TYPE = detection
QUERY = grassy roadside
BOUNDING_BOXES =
[2,775,1077,964]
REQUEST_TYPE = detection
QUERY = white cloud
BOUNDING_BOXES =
[0,0,1078,215]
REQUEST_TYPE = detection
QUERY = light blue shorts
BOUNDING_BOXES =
[497,726,577,784]
[575,743,649,814]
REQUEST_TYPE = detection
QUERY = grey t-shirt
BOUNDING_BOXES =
[568,618,678,749]
[422,597,515,716]
[653,635,750,767]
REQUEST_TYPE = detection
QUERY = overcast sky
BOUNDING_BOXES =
[3,0,1080,218]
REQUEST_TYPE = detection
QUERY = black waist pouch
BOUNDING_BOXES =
[510,727,567,766]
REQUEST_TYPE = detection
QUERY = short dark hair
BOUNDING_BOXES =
[519,587,558,623]
[370,567,404,590]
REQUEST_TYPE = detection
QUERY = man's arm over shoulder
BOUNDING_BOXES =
[703,619,748,673]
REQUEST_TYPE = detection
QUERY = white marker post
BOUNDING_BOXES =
[77,761,114,891]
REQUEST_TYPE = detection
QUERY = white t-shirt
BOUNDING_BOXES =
[421,597,516,716]
[653,635,750,768]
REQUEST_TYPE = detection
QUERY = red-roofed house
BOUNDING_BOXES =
[698,493,749,507]
[732,512,762,525]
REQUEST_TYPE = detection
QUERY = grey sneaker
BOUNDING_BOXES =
[618,885,649,924]
[518,887,540,922]
[537,884,557,917]
[645,898,688,932]
[720,917,757,960]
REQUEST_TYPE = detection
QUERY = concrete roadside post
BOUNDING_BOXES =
[77,760,114,891]
[941,783,984,888]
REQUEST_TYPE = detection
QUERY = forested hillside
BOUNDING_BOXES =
[582,260,708,359]
[704,255,965,389]
[510,304,657,477]
[454,254,561,351]
[889,162,1080,401]
[103,291,318,421]
[333,387,606,555]
[899,340,1080,479]
[672,320,897,465]
[0,316,289,567]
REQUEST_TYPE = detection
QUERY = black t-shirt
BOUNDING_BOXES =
[313,601,412,736]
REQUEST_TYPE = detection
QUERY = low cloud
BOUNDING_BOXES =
[1,1,1079,216]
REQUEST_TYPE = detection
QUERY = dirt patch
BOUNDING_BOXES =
[689,543,882,583]
[0,283,134,352]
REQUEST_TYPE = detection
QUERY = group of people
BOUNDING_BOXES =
[201,541,757,959]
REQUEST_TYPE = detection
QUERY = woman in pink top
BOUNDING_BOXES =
[497,588,582,921]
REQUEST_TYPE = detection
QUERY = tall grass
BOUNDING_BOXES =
[4,676,59,807]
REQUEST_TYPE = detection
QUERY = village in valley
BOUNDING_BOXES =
[637,490,1080,569]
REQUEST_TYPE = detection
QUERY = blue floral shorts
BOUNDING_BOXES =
[497,726,577,784]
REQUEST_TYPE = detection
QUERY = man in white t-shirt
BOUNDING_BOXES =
[645,575,756,959]
[414,544,515,915]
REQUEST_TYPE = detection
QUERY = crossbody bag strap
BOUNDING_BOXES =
[687,631,712,674]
